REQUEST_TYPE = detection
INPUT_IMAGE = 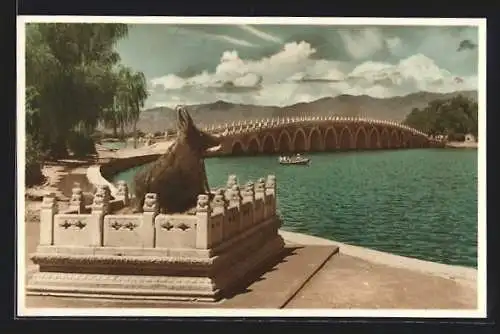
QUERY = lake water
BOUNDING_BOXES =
[112,149,478,268]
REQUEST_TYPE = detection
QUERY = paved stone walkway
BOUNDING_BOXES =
[285,253,476,309]
[23,222,476,310]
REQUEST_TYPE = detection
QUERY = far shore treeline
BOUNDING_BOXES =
[403,94,478,141]
[25,23,149,186]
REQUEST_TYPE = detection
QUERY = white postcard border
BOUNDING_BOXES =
[16,15,487,319]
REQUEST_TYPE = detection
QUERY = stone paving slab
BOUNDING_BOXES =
[222,245,339,308]
[285,253,477,309]
[25,294,219,309]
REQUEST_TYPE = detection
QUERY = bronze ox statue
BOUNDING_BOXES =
[132,106,221,213]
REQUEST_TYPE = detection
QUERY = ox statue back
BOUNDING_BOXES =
[132,106,221,213]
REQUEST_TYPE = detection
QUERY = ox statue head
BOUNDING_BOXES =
[175,105,221,153]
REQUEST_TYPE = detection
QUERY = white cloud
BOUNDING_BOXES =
[175,27,258,48]
[339,28,385,59]
[147,42,477,109]
[210,34,258,47]
[150,75,185,90]
[238,25,282,44]
[233,73,262,87]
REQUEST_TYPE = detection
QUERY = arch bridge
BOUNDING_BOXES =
[200,115,439,156]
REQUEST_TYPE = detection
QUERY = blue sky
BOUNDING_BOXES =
[115,24,479,108]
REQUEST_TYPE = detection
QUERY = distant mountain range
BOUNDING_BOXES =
[131,90,477,134]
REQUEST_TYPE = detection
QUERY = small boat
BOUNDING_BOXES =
[279,154,310,165]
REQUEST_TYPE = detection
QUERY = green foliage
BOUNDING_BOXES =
[112,65,149,143]
[25,23,149,180]
[25,134,46,187]
[447,132,466,142]
[67,131,97,158]
[403,95,478,140]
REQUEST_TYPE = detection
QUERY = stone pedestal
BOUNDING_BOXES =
[27,175,285,302]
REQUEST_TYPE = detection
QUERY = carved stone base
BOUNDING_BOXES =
[27,218,285,302]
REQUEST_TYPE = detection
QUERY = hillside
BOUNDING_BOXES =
[130,90,477,134]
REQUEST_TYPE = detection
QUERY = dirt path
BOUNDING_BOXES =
[24,159,95,223]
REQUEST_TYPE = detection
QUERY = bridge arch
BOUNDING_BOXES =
[231,140,245,155]
[261,134,276,154]
[415,135,430,148]
[399,131,409,148]
[354,126,368,150]
[380,128,390,149]
[409,134,420,148]
[308,127,323,151]
[338,127,353,150]
[324,127,338,151]
[246,136,260,155]
[368,127,380,149]
[292,128,307,153]
[277,130,293,153]
[390,129,400,148]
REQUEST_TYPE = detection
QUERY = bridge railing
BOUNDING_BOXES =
[200,115,429,139]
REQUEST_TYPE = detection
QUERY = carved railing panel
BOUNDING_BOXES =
[155,215,198,249]
[103,215,145,247]
[53,214,94,247]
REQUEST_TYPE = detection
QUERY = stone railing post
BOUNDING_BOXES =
[39,193,57,246]
[196,194,212,249]
[227,174,238,188]
[228,184,243,233]
[69,183,84,214]
[242,181,255,228]
[265,175,277,216]
[116,180,130,206]
[90,187,111,246]
[142,193,159,248]
[255,177,266,219]
[212,189,227,243]
[93,185,111,214]
[225,174,238,199]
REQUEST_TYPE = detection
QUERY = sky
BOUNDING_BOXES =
[115,24,479,109]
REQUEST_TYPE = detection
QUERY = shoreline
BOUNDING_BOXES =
[280,230,476,288]
[444,141,478,149]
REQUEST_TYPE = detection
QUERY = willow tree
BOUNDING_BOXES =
[113,65,148,147]
[25,23,129,158]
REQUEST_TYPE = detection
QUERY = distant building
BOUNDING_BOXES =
[436,134,447,141]
[465,133,476,143]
